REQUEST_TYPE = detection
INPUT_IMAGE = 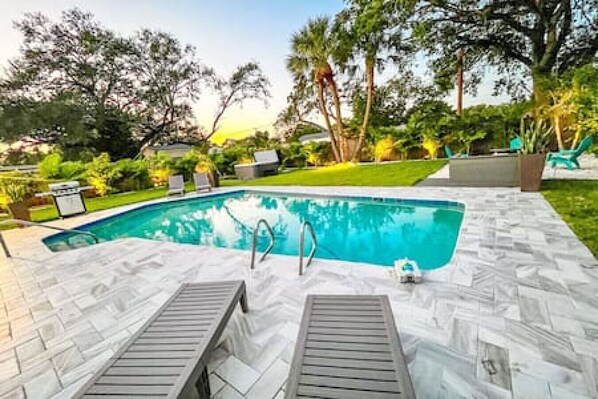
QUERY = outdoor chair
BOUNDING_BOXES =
[285,295,415,399]
[193,172,212,192]
[548,136,594,170]
[445,145,467,158]
[73,281,249,399]
[234,149,280,180]
[167,174,185,196]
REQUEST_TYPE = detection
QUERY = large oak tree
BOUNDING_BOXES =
[413,0,598,105]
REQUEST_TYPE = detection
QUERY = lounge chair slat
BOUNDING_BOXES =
[305,341,390,352]
[307,327,388,336]
[304,348,393,361]
[302,357,395,371]
[114,358,190,367]
[307,333,389,344]
[297,385,401,399]
[119,351,195,359]
[74,281,248,399]
[308,321,386,329]
[98,376,179,385]
[87,385,173,395]
[299,375,401,392]
[285,295,415,399]
[301,365,397,381]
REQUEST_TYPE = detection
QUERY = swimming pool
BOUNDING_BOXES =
[43,190,464,270]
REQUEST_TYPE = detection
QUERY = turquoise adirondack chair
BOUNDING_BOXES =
[445,145,468,158]
[548,136,593,170]
[509,137,522,151]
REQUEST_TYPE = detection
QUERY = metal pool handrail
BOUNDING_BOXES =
[0,219,100,258]
[299,221,317,276]
[250,218,275,269]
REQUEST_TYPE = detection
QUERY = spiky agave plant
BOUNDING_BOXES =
[517,118,553,155]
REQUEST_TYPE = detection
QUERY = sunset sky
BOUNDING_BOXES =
[0,0,509,144]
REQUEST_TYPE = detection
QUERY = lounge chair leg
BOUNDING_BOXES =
[240,291,249,313]
[196,367,210,399]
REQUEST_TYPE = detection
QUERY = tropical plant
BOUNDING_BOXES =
[112,159,152,192]
[287,17,345,162]
[374,137,398,162]
[517,119,553,155]
[85,153,119,196]
[0,178,29,203]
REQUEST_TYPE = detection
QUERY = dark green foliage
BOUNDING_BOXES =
[112,159,152,192]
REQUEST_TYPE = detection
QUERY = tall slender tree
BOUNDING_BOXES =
[335,0,411,161]
[287,17,345,162]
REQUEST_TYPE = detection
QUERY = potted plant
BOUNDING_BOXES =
[0,178,31,221]
[517,118,552,192]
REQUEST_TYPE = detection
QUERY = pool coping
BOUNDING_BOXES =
[39,188,466,271]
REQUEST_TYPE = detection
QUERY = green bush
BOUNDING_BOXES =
[38,153,63,179]
[113,159,152,192]
[173,151,200,179]
[38,153,86,181]
[85,153,119,196]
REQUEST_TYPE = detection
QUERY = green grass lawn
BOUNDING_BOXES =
[0,160,445,229]
[223,160,446,187]
[542,180,598,257]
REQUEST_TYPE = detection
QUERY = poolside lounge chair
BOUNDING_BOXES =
[74,280,249,399]
[234,149,280,180]
[193,172,212,192]
[167,174,185,196]
[445,145,467,158]
[285,295,415,399]
[548,136,593,170]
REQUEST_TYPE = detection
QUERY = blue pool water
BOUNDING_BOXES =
[43,191,464,270]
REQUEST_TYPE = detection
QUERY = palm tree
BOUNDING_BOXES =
[336,0,410,161]
[286,17,344,162]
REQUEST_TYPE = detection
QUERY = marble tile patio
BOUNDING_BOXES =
[1,186,597,399]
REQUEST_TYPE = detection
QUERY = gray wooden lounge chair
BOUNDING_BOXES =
[74,281,248,399]
[285,295,415,399]
[167,174,185,196]
[193,172,212,192]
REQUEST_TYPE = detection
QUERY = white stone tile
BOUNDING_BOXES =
[215,356,260,394]
[209,373,226,396]
[0,357,19,382]
[23,368,61,399]
[212,384,243,399]
[246,359,289,399]
[550,385,592,399]
[512,371,550,399]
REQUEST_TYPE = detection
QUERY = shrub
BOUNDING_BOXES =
[146,153,174,186]
[113,159,152,192]
[59,161,86,180]
[85,153,119,196]
[173,151,200,180]
[374,137,398,162]
[38,153,63,179]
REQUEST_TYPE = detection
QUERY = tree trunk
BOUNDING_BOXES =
[317,82,341,162]
[327,78,348,162]
[352,62,374,162]
[532,67,552,110]
[553,116,564,150]
[456,50,464,116]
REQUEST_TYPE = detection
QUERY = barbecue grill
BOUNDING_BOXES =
[36,181,93,218]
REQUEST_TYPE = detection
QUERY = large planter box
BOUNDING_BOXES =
[449,154,520,187]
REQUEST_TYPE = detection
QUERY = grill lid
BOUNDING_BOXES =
[49,181,80,192]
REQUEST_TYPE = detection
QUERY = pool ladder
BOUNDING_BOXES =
[299,221,317,276]
[250,219,275,269]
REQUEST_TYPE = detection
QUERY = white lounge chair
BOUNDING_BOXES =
[167,175,185,196]
[193,172,212,192]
